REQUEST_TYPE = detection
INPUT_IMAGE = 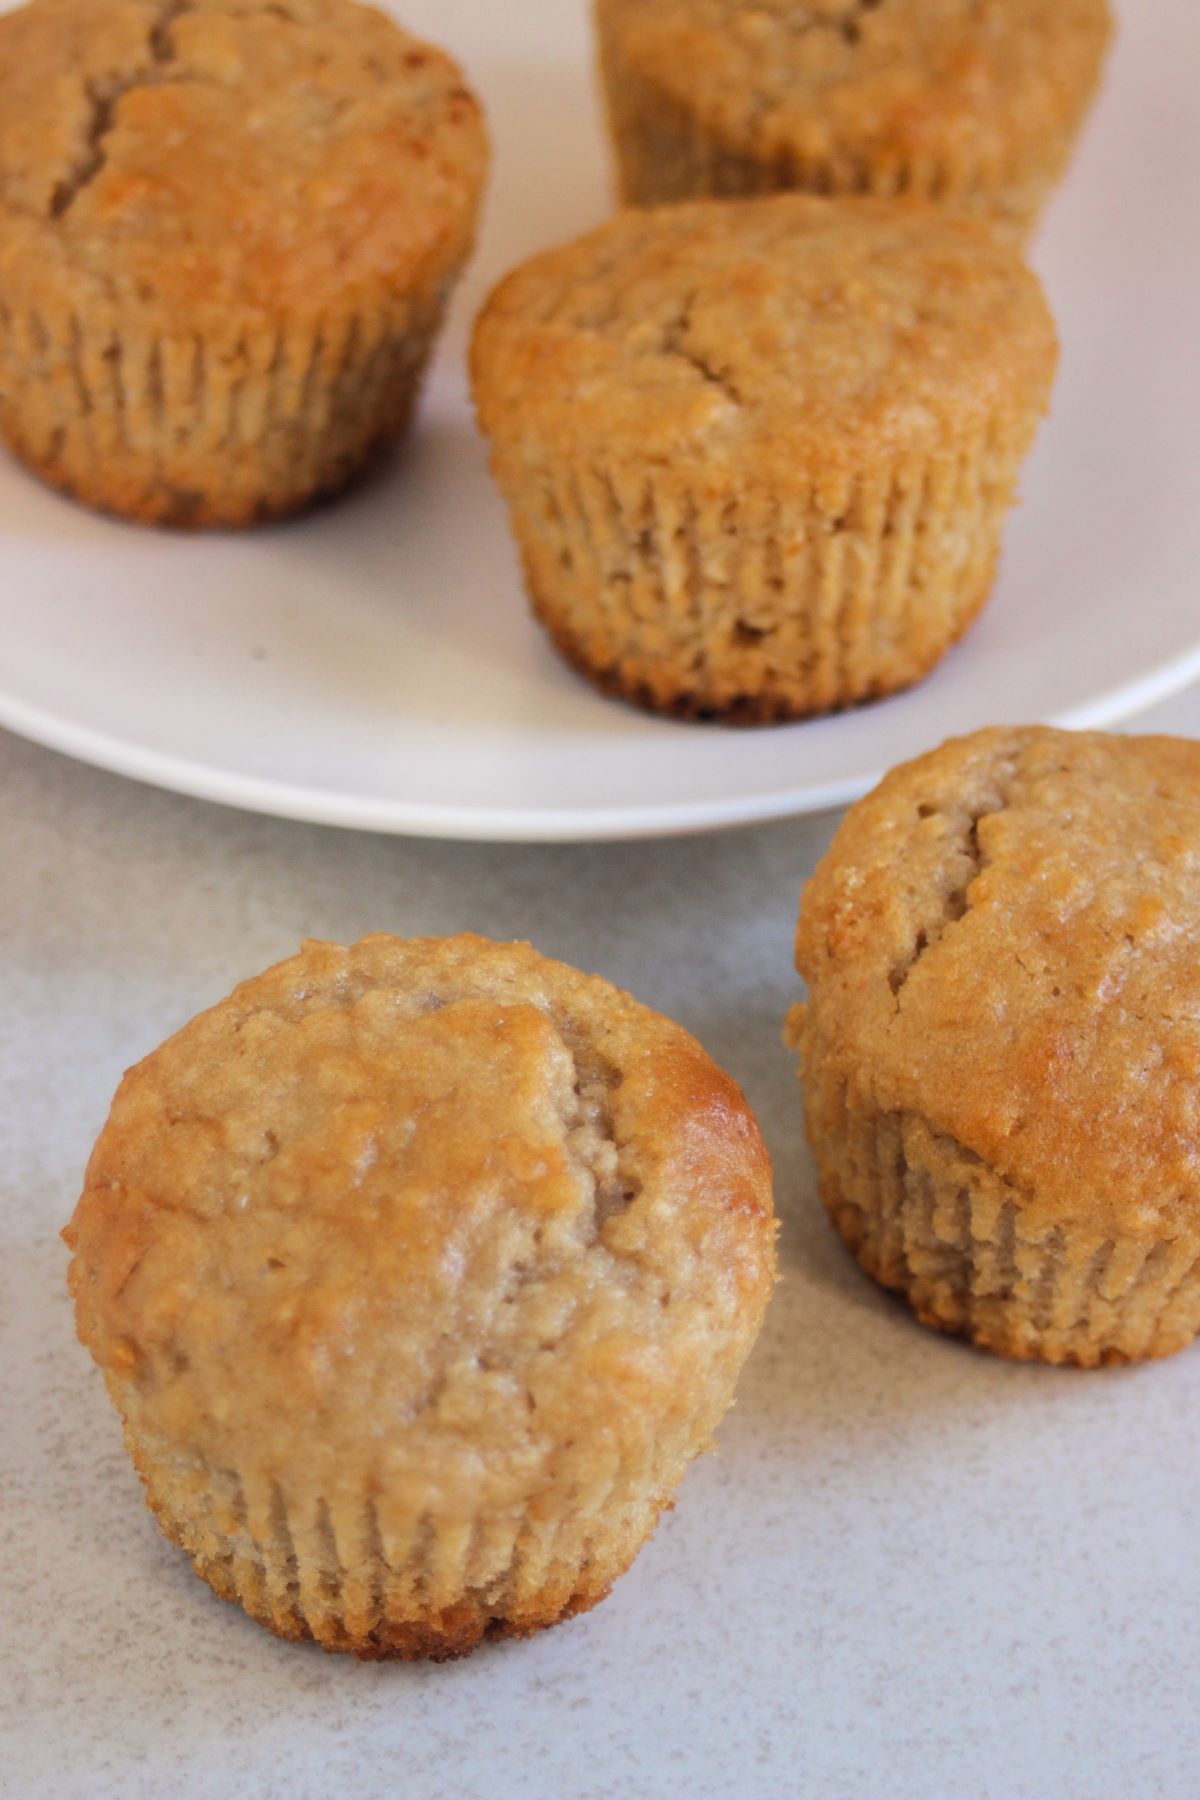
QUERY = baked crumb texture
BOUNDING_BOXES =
[596,0,1112,239]
[64,934,775,1657]
[792,727,1200,1366]
[472,196,1056,724]
[0,0,488,525]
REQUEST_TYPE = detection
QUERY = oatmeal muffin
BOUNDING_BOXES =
[63,933,775,1658]
[596,0,1112,238]
[0,0,488,525]
[472,195,1056,723]
[790,727,1200,1367]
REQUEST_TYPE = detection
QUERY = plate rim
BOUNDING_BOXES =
[3,644,1199,842]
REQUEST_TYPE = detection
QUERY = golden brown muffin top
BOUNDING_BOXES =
[65,935,774,1506]
[472,195,1056,476]
[599,0,1111,177]
[795,728,1200,1236]
[0,0,487,317]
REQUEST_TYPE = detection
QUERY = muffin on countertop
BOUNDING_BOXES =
[472,194,1056,724]
[790,727,1200,1367]
[0,0,488,525]
[64,933,776,1659]
[596,0,1112,237]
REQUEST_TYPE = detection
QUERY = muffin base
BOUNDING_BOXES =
[809,1097,1200,1367]
[126,1426,662,1660]
[499,427,1026,724]
[533,582,987,726]
[0,290,449,527]
[197,1544,611,1662]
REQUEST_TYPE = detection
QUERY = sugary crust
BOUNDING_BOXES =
[472,196,1055,722]
[65,933,775,1655]
[792,727,1200,1364]
[596,0,1113,235]
[0,0,488,314]
[473,197,1056,470]
[0,0,488,522]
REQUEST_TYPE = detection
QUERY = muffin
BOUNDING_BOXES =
[0,0,488,526]
[63,933,775,1658]
[790,727,1200,1367]
[595,0,1113,238]
[472,195,1056,724]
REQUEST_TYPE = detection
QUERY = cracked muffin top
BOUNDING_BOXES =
[64,934,775,1502]
[599,0,1111,181]
[0,0,487,317]
[471,195,1056,476]
[794,728,1200,1235]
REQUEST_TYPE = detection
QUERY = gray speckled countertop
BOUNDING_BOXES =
[4,691,1200,1800]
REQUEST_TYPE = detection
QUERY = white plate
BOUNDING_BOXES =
[1,0,1197,841]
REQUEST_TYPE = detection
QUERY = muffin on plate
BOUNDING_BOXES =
[0,0,488,526]
[790,727,1200,1367]
[472,195,1056,724]
[63,933,776,1659]
[595,0,1113,238]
